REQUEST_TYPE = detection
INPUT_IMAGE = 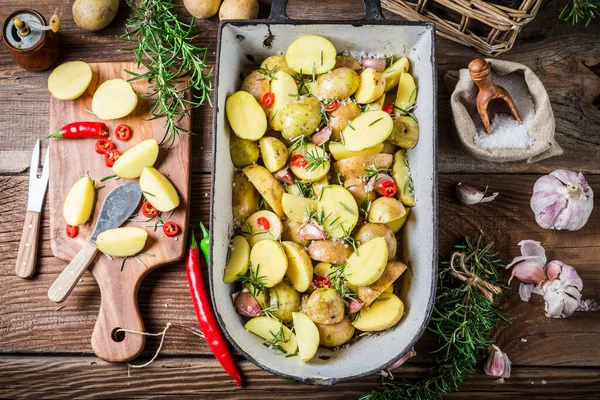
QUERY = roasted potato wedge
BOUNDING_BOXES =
[358,261,408,306]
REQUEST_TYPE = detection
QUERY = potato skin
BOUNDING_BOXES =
[316,317,355,347]
[368,197,407,224]
[388,116,419,149]
[261,55,297,76]
[241,70,271,114]
[329,102,362,141]
[230,134,259,168]
[343,176,376,206]
[278,97,322,140]
[219,0,259,20]
[307,288,345,325]
[306,240,353,265]
[334,56,362,71]
[232,172,258,223]
[358,261,408,306]
[269,280,300,323]
[354,223,397,261]
[334,153,393,179]
[73,0,119,31]
[184,0,220,19]
[281,219,310,247]
[316,67,359,99]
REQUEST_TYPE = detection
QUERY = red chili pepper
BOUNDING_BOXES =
[94,139,115,155]
[380,181,397,198]
[262,92,274,107]
[48,122,109,139]
[104,150,121,168]
[163,221,180,237]
[382,104,394,114]
[186,230,243,387]
[115,124,132,141]
[326,100,338,113]
[141,202,159,218]
[313,276,331,289]
[256,217,270,230]
[290,154,308,168]
[66,224,78,238]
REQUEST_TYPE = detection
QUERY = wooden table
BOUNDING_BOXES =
[1,0,599,398]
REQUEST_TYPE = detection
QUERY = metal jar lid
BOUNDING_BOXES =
[3,10,46,51]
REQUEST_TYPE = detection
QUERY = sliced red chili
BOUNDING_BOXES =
[381,181,397,198]
[382,104,394,114]
[104,149,121,168]
[326,100,338,113]
[141,202,159,218]
[256,217,270,230]
[262,92,274,107]
[163,221,180,237]
[66,224,78,238]
[313,276,331,289]
[115,124,132,141]
[94,139,115,155]
[290,154,308,168]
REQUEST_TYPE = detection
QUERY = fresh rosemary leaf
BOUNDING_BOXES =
[368,117,383,127]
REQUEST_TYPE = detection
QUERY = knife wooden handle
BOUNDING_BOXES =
[15,211,41,279]
[48,242,98,303]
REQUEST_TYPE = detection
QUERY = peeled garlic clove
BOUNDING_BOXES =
[484,345,511,378]
[234,291,263,317]
[274,168,294,185]
[509,260,545,285]
[455,182,498,205]
[312,125,332,146]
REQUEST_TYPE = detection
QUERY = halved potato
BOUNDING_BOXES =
[387,207,410,233]
[223,235,250,283]
[96,227,148,257]
[259,136,288,172]
[353,68,385,104]
[382,57,410,92]
[226,91,267,140]
[392,149,416,207]
[358,261,408,306]
[232,172,259,223]
[289,143,330,182]
[354,223,397,261]
[269,280,300,323]
[307,288,345,324]
[243,210,282,246]
[260,55,297,76]
[112,139,159,179]
[230,134,259,168]
[139,167,180,212]
[368,197,406,224]
[352,292,404,332]
[334,153,393,179]
[285,34,336,75]
[48,61,92,100]
[249,239,288,288]
[343,237,388,286]
[341,110,393,151]
[317,317,355,347]
[92,79,138,120]
[63,176,95,226]
[328,142,384,161]
[282,242,313,292]
[317,185,358,239]
[388,116,419,149]
[282,193,317,223]
[394,72,417,112]
[242,164,285,217]
[245,316,298,354]
[270,71,298,131]
[292,312,320,362]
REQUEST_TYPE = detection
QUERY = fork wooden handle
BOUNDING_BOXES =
[48,242,98,303]
[15,211,41,279]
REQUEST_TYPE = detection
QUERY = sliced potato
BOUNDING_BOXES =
[382,57,410,92]
[270,71,298,131]
[259,136,288,172]
[48,61,92,100]
[368,197,406,224]
[139,167,180,212]
[243,210,282,246]
[260,54,297,76]
[344,176,376,206]
[329,142,384,161]
[282,241,313,292]
[245,316,298,354]
[313,177,329,198]
[278,97,321,140]
[249,239,288,288]
[307,288,345,324]
[353,68,385,104]
[269,280,300,323]
[92,79,138,120]
[292,312,320,362]
[335,55,362,71]
[223,235,250,283]
[289,143,330,182]
[341,110,393,151]
[387,207,410,233]
[354,223,397,261]
[282,193,317,223]
[306,240,352,265]
[344,237,388,286]
[226,91,267,140]
[315,67,359,99]
[383,284,394,294]
[63,176,95,226]
[388,116,419,149]
[243,164,285,217]
[317,185,358,239]
[358,261,408,306]
[392,149,415,207]
[232,172,259,223]
[285,34,336,75]
[352,292,404,332]
[329,101,362,141]
[313,262,334,277]
[282,219,310,247]
[96,227,148,257]
[230,134,259,168]
[334,153,393,179]
[113,139,159,179]
[316,317,355,347]
[394,72,417,112]
[241,70,271,114]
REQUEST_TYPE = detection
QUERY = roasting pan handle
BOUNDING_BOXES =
[268,0,384,23]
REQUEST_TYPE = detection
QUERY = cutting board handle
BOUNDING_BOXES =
[268,0,383,23]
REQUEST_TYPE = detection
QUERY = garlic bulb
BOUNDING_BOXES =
[530,169,593,231]
[484,345,511,378]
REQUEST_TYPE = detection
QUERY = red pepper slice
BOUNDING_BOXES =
[163,221,180,237]
[94,139,115,155]
[261,92,274,107]
[313,276,331,289]
[66,224,78,238]
[115,124,132,141]
[290,154,308,168]
[380,181,397,198]
[382,104,394,114]
[256,217,270,230]
[104,149,121,168]
[326,100,338,113]
[48,122,109,139]
[141,202,159,218]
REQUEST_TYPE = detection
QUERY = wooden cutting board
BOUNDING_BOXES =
[48,62,191,362]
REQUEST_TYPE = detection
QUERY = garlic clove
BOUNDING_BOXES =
[347,299,364,314]
[484,345,511,378]
[455,182,498,205]
[312,125,332,146]
[389,347,417,370]
[360,57,387,72]
[298,223,325,240]
[517,240,547,264]
[234,290,263,317]
[545,260,562,281]
[509,260,545,285]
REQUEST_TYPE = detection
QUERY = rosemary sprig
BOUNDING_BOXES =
[295,180,315,198]
[263,323,292,355]
[119,0,213,148]
[360,237,507,400]
[304,145,329,172]
[237,263,267,297]
[364,159,390,182]
[560,0,599,26]
[256,64,278,81]
[327,262,356,300]
[289,134,307,152]
[293,70,313,95]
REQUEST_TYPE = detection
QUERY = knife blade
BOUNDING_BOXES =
[48,182,142,303]
[16,140,50,279]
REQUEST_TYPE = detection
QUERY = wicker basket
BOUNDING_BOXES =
[382,0,543,56]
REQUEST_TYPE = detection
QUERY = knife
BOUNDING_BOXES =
[16,140,50,279]
[48,182,142,303]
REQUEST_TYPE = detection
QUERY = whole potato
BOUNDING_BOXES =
[241,71,271,114]
[354,223,397,261]
[344,176,376,206]
[232,172,259,223]
[316,67,359,99]
[230,134,259,168]
[261,55,297,76]
[306,240,352,265]
[72,0,119,31]
[334,56,362,71]
[184,0,220,19]
[334,153,393,179]
[278,97,322,140]
[269,280,300,323]
[329,102,362,141]
[316,317,355,347]
[388,116,420,149]
[368,197,406,224]
[307,288,345,324]
[219,0,259,20]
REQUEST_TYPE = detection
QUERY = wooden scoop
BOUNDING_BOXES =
[468,59,522,134]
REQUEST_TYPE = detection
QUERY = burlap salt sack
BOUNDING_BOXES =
[444,59,563,163]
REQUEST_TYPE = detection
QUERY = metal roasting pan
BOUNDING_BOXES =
[209,0,438,385]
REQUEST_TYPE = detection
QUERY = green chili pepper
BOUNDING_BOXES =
[199,222,210,266]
